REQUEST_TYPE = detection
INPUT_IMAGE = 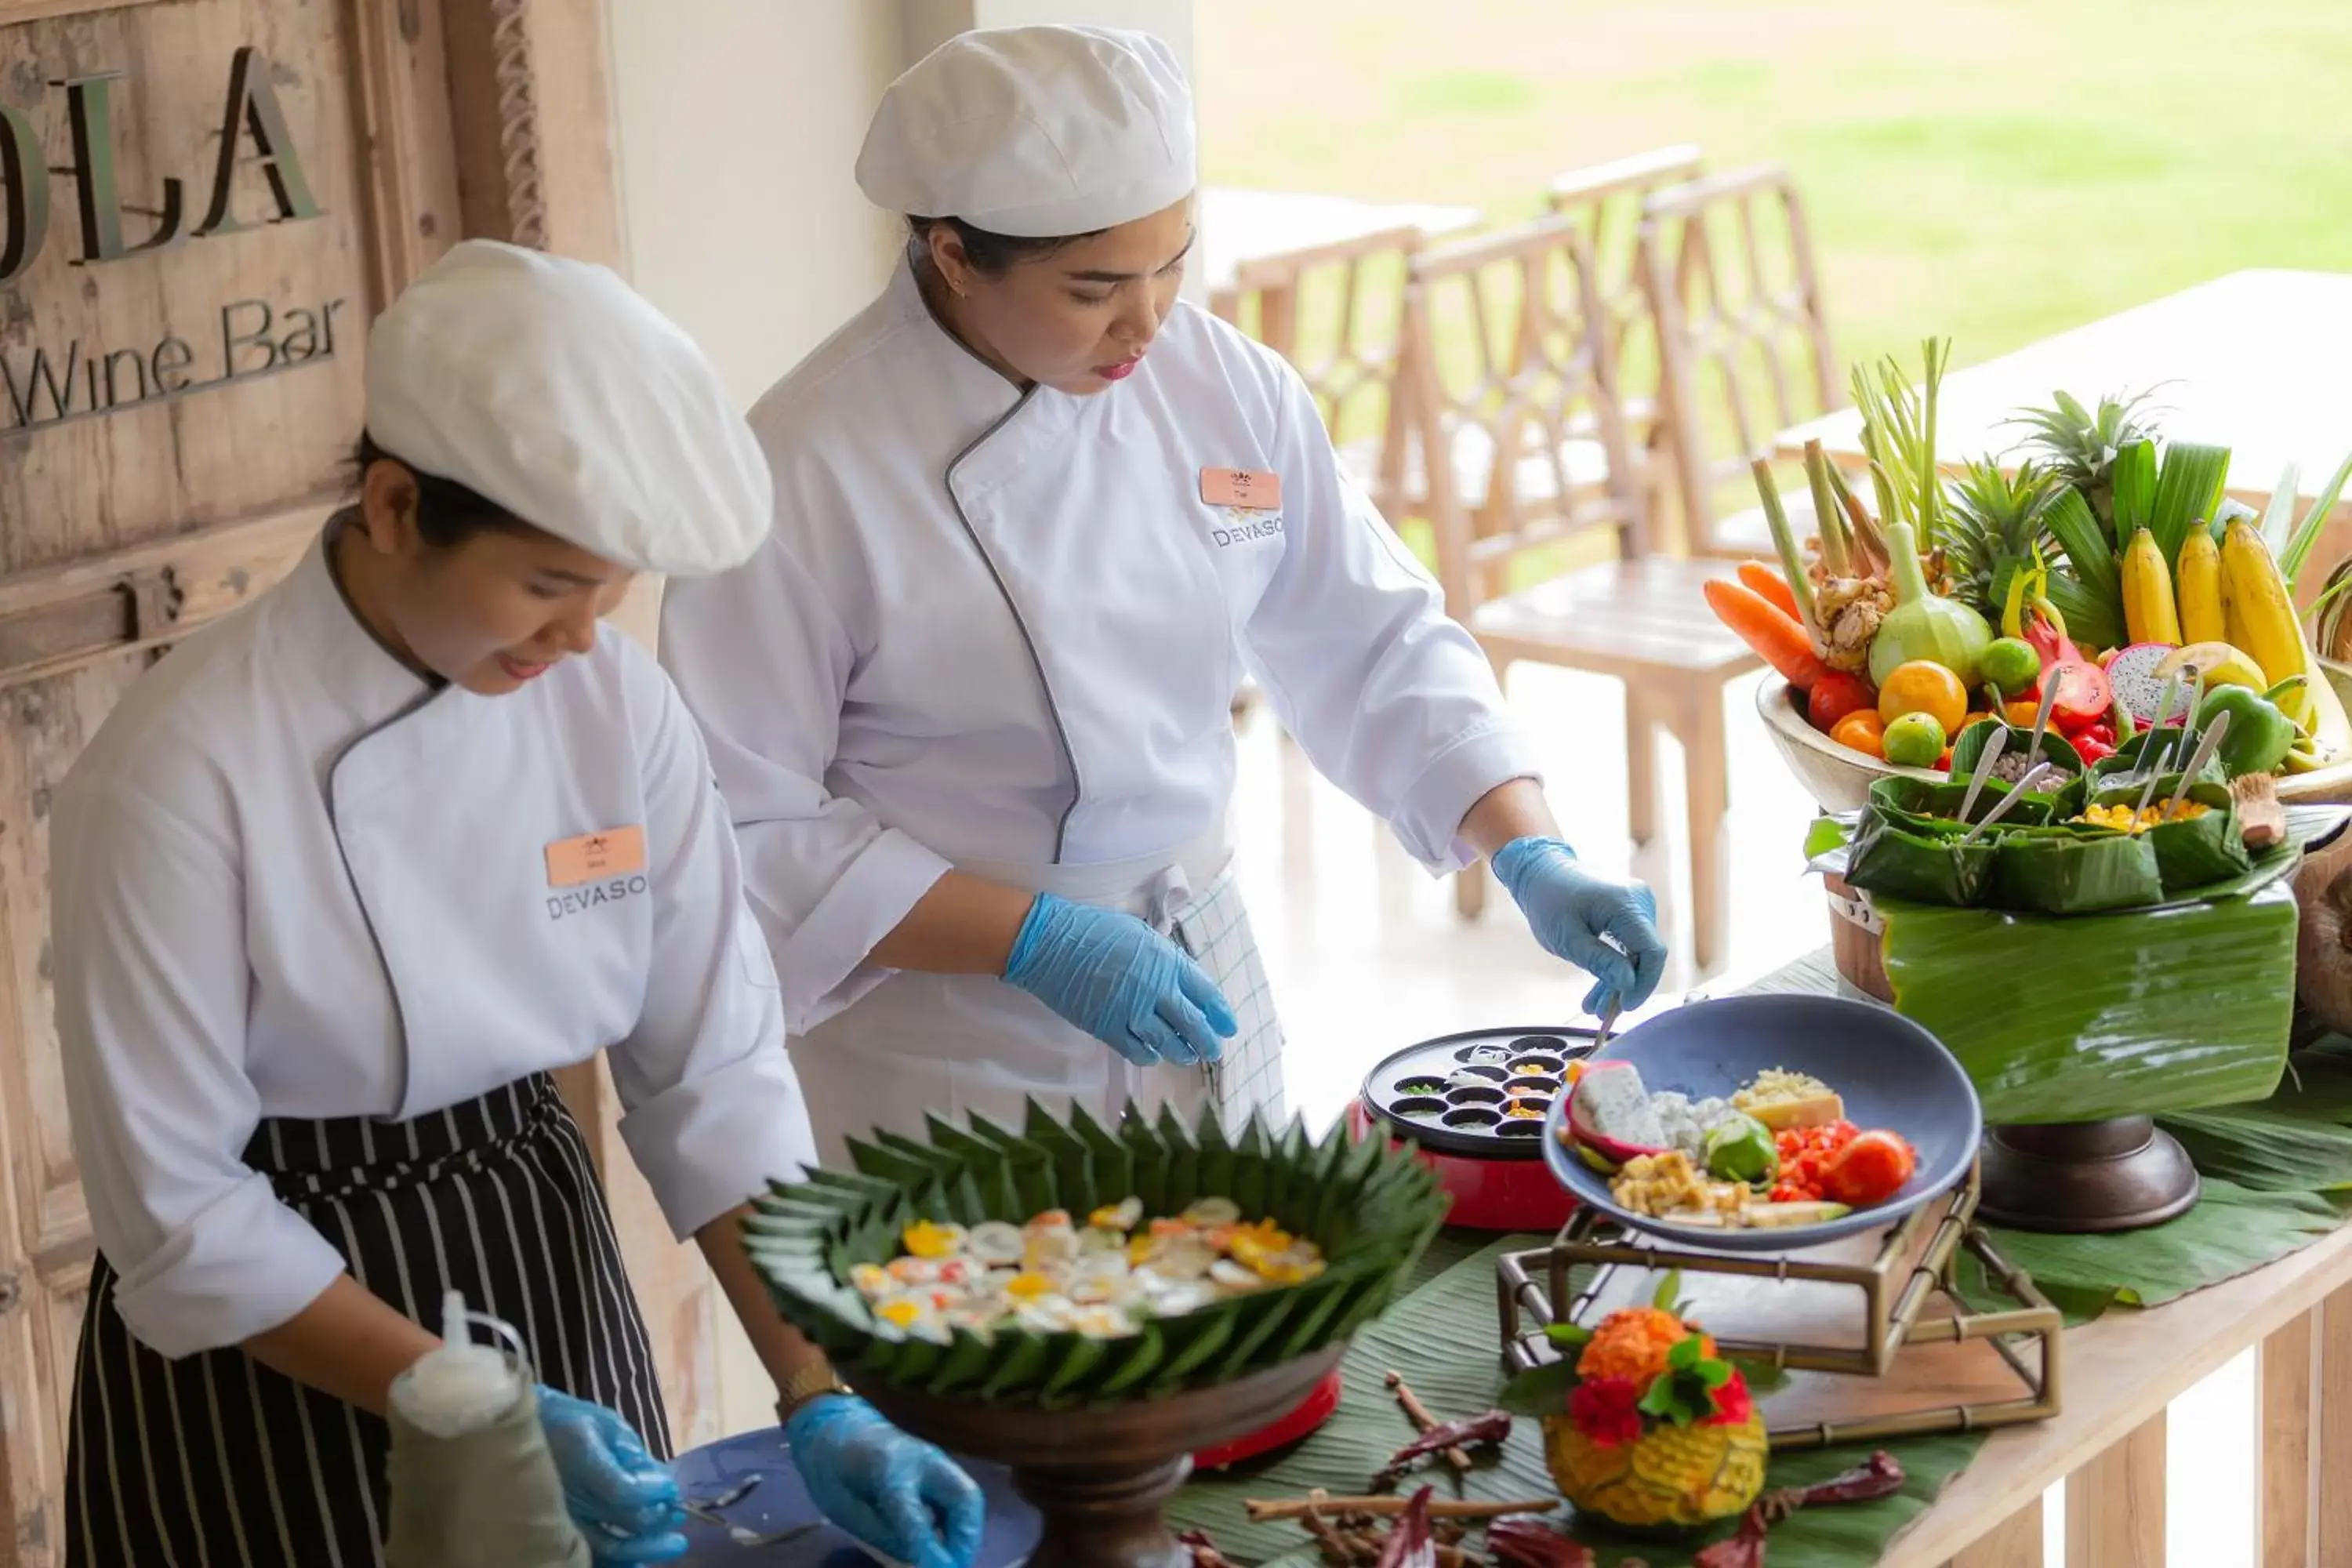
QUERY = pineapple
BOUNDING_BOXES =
[1944,458,2065,626]
[1543,1410,1769,1530]
[2009,388,2161,527]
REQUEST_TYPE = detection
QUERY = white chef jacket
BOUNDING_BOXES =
[659,259,1541,1037]
[52,534,816,1358]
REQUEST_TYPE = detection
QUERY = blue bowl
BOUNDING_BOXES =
[1540,994,1981,1251]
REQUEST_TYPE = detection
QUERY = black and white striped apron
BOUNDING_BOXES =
[64,1072,669,1567]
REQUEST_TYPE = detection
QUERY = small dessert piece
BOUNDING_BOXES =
[1732,1069,1846,1132]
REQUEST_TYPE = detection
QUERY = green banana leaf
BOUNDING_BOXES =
[1843,814,1995,906]
[2141,808,2252,891]
[1877,878,2296,1121]
[1987,823,2164,913]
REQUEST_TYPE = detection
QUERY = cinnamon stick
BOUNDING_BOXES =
[1247,1496,1558,1523]
[1385,1371,1472,1473]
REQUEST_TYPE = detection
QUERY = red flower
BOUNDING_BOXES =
[1567,1375,1644,1447]
[1703,1369,1753,1428]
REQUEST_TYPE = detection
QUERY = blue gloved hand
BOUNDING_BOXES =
[1490,837,1668,1016]
[1001,892,1237,1067]
[535,1386,687,1566]
[787,1394,985,1568]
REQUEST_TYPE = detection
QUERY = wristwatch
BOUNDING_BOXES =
[775,1359,850,1425]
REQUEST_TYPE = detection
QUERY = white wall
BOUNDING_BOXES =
[608,0,906,408]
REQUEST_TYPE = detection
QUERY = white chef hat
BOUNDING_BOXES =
[363,240,770,577]
[856,24,1196,238]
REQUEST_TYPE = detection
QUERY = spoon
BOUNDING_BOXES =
[1958,726,2009,824]
[2023,669,2062,775]
[1961,762,2056,844]
[2132,673,2187,819]
[2163,710,2231,822]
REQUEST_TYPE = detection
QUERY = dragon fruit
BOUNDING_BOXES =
[1567,1061,1671,1171]
[2104,642,2190,731]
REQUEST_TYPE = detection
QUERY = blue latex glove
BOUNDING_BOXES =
[787,1395,985,1568]
[1001,892,1237,1066]
[535,1386,687,1566]
[1490,837,1668,1016]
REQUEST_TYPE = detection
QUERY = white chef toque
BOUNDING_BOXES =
[363,240,771,577]
[855,24,1196,238]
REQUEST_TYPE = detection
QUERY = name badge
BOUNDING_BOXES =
[1200,466,1281,511]
[546,826,647,887]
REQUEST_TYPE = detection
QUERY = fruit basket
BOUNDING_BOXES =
[742,1102,1448,1568]
[1709,349,2352,811]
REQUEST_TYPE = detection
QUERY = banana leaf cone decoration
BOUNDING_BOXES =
[741,1100,1450,1409]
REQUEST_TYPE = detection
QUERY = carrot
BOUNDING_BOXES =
[1704,579,1831,690]
[1737,561,1802,623]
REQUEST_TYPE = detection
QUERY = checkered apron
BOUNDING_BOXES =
[1171,862,1287,1130]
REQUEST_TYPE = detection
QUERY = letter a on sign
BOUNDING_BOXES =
[196,47,323,238]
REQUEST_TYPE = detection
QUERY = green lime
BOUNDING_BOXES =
[1980,637,2041,698]
[1882,710,1947,768]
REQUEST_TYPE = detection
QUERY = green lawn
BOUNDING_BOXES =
[1197,0,2352,387]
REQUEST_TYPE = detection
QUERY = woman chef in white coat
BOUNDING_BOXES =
[54,241,981,1568]
[659,26,1669,1169]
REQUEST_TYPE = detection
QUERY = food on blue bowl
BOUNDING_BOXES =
[1730,1069,1846,1131]
[1567,1062,1912,1231]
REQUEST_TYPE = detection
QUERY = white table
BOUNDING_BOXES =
[1778,269,2352,605]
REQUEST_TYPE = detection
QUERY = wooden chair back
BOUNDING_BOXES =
[1400,216,1646,614]
[1638,164,1839,550]
[1210,225,1426,521]
[1545,144,1704,447]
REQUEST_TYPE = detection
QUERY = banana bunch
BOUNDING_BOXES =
[2221,519,2320,733]
[2123,528,2181,644]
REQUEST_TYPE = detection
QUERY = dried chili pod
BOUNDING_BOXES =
[1483,1515,1595,1568]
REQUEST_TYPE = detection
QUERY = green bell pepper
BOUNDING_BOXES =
[2194,679,2299,778]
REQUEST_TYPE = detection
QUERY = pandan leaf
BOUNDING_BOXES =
[1497,1360,1580,1417]
[1091,1323,1167,1401]
[1651,1269,1686,1313]
[925,1115,1021,1218]
[1544,1322,1595,1349]
[1209,1287,1308,1382]
[1158,1102,1201,1208]
[1121,1112,1171,1218]
[975,1330,1056,1400]
[1193,1105,1236,1208]
[1150,1307,1240,1393]
[1069,1118,1131,1214]
[1039,1334,1110,1409]
[2283,450,2352,589]
[2111,439,2159,550]
[924,1330,999,1396]
[968,1112,1057,1216]
[2148,440,2231,569]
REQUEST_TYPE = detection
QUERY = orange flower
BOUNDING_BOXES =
[1574,1307,1717,1388]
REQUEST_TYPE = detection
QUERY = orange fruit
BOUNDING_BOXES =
[1830,710,1886,758]
[1877,660,1969,735]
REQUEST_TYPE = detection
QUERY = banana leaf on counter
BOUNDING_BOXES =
[1876,876,2296,1123]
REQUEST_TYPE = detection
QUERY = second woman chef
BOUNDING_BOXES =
[658,25,1669,1167]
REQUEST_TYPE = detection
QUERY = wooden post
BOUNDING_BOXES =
[1947,1495,2045,1568]
[2260,1307,2317,1566]
[2321,1282,2352,1566]
[2065,1414,2165,1566]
